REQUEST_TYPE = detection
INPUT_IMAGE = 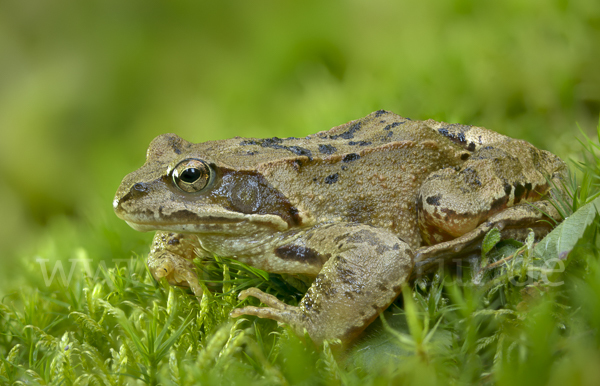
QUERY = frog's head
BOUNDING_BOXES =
[114,134,302,237]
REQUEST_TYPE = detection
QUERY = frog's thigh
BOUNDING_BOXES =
[147,231,203,298]
[417,169,499,245]
[230,224,414,343]
[414,200,560,275]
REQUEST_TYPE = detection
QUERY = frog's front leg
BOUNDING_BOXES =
[147,231,203,298]
[230,224,414,344]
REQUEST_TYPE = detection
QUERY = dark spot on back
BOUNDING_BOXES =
[318,144,337,154]
[342,153,360,162]
[438,124,475,151]
[330,122,362,140]
[348,141,371,146]
[286,146,313,159]
[375,110,388,117]
[325,173,339,184]
[239,137,313,160]
[240,139,260,146]
[263,137,283,146]
[385,122,403,130]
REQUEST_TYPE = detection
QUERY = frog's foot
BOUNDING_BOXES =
[230,224,414,344]
[235,288,297,312]
[230,288,302,326]
[147,232,203,298]
[148,250,203,298]
[414,200,561,277]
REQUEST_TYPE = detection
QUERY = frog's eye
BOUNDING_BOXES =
[172,159,212,193]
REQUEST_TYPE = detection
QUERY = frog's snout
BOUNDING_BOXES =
[114,178,151,215]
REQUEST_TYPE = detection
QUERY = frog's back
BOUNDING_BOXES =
[205,110,470,169]
[196,111,476,248]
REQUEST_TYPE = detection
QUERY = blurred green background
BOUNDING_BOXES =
[0,0,599,288]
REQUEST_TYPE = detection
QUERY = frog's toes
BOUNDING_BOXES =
[230,305,300,321]
[237,288,294,310]
[148,252,174,280]
[231,287,302,324]
[147,251,203,298]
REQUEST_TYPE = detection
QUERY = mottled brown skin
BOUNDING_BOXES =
[113,110,566,344]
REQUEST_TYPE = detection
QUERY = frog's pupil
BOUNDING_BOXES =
[181,168,200,183]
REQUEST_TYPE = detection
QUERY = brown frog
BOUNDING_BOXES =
[113,110,566,343]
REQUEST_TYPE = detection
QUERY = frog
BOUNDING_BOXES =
[113,110,566,344]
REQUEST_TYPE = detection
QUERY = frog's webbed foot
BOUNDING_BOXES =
[147,232,203,298]
[230,224,414,344]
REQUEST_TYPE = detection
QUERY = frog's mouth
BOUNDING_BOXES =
[116,206,289,234]
[123,217,246,233]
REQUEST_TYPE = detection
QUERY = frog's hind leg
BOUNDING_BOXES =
[414,200,561,276]
[147,231,204,298]
[417,138,566,247]
[230,224,414,344]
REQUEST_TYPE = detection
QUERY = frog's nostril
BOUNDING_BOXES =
[113,182,149,212]
[132,182,149,198]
